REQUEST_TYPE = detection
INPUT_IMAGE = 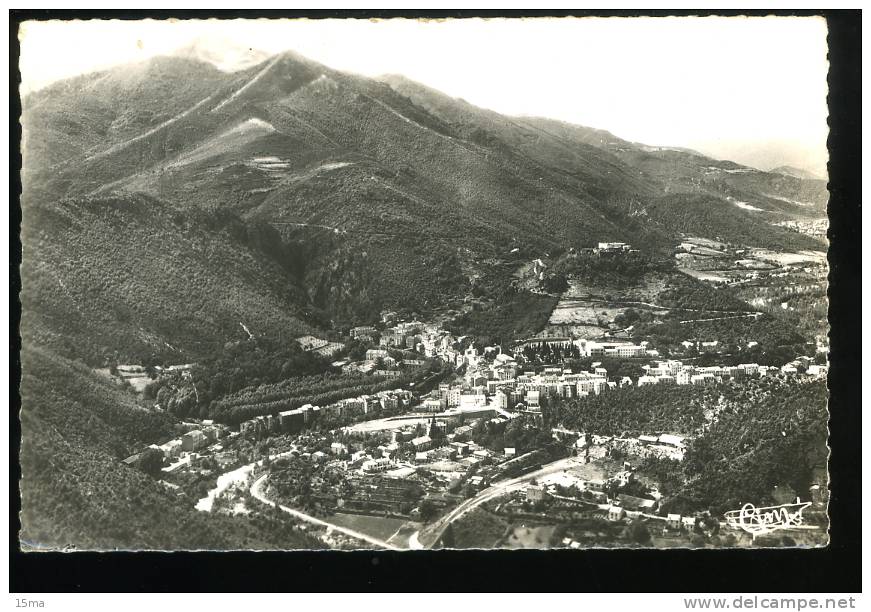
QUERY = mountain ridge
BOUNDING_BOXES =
[21,48,827,361]
[769,164,825,181]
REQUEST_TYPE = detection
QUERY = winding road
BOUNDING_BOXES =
[249,454,581,550]
[678,312,762,324]
[419,455,581,548]
[250,473,402,550]
[196,447,402,549]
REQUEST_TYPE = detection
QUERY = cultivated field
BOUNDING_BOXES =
[681,269,730,283]
[327,512,409,542]
[548,299,625,326]
[750,249,826,266]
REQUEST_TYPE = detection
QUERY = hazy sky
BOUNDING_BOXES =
[19,17,829,175]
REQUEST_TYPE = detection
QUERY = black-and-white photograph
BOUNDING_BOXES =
[17,15,832,553]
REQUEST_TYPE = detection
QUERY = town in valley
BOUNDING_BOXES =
[114,238,829,550]
[18,21,831,552]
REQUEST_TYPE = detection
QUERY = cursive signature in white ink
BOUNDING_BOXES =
[723,501,813,535]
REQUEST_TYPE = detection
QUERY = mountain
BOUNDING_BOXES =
[18,47,830,550]
[382,74,828,225]
[22,56,228,187]
[770,165,825,181]
[21,49,829,354]
[20,192,318,365]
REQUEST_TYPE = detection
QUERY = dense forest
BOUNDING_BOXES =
[464,414,555,454]
[206,360,449,425]
[20,195,316,366]
[666,378,828,514]
[444,289,558,345]
[145,336,335,419]
[632,313,809,362]
[543,384,712,437]
[211,373,410,425]
[549,251,672,289]
[21,347,178,458]
[733,281,828,342]
[654,273,753,312]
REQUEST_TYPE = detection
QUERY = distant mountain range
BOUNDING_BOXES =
[769,165,825,181]
[21,49,828,364]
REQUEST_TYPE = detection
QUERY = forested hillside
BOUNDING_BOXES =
[543,377,828,516]
[543,384,711,437]
[19,347,321,550]
[21,49,827,341]
[617,193,824,251]
[20,193,315,365]
[672,378,828,514]
[444,289,559,346]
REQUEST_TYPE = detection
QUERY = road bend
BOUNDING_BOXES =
[420,455,580,548]
[250,473,402,551]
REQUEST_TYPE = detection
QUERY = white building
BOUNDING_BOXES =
[422,398,444,412]
[525,390,541,408]
[638,375,658,387]
[362,458,391,473]
[597,242,631,252]
[459,394,488,410]
[658,434,685,448]
[807,364,828,377]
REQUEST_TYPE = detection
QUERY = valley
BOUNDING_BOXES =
[18,45,830,551]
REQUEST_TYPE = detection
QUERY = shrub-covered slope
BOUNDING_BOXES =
[19,347,322,550]
[21,193,315,365]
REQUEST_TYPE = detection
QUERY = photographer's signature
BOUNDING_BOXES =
[724,501,813,535]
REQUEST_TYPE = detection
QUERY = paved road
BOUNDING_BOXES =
[250,473,402,551]
[195,450,297,511]
[566,296,749,315]
[678,313,761,324]
[419,455,581,548]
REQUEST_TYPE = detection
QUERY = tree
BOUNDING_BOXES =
[628,519,651,544]
[143,380,161,400]
[419,499,438,522]
[540,273,569,294]
[136,448,164,478]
